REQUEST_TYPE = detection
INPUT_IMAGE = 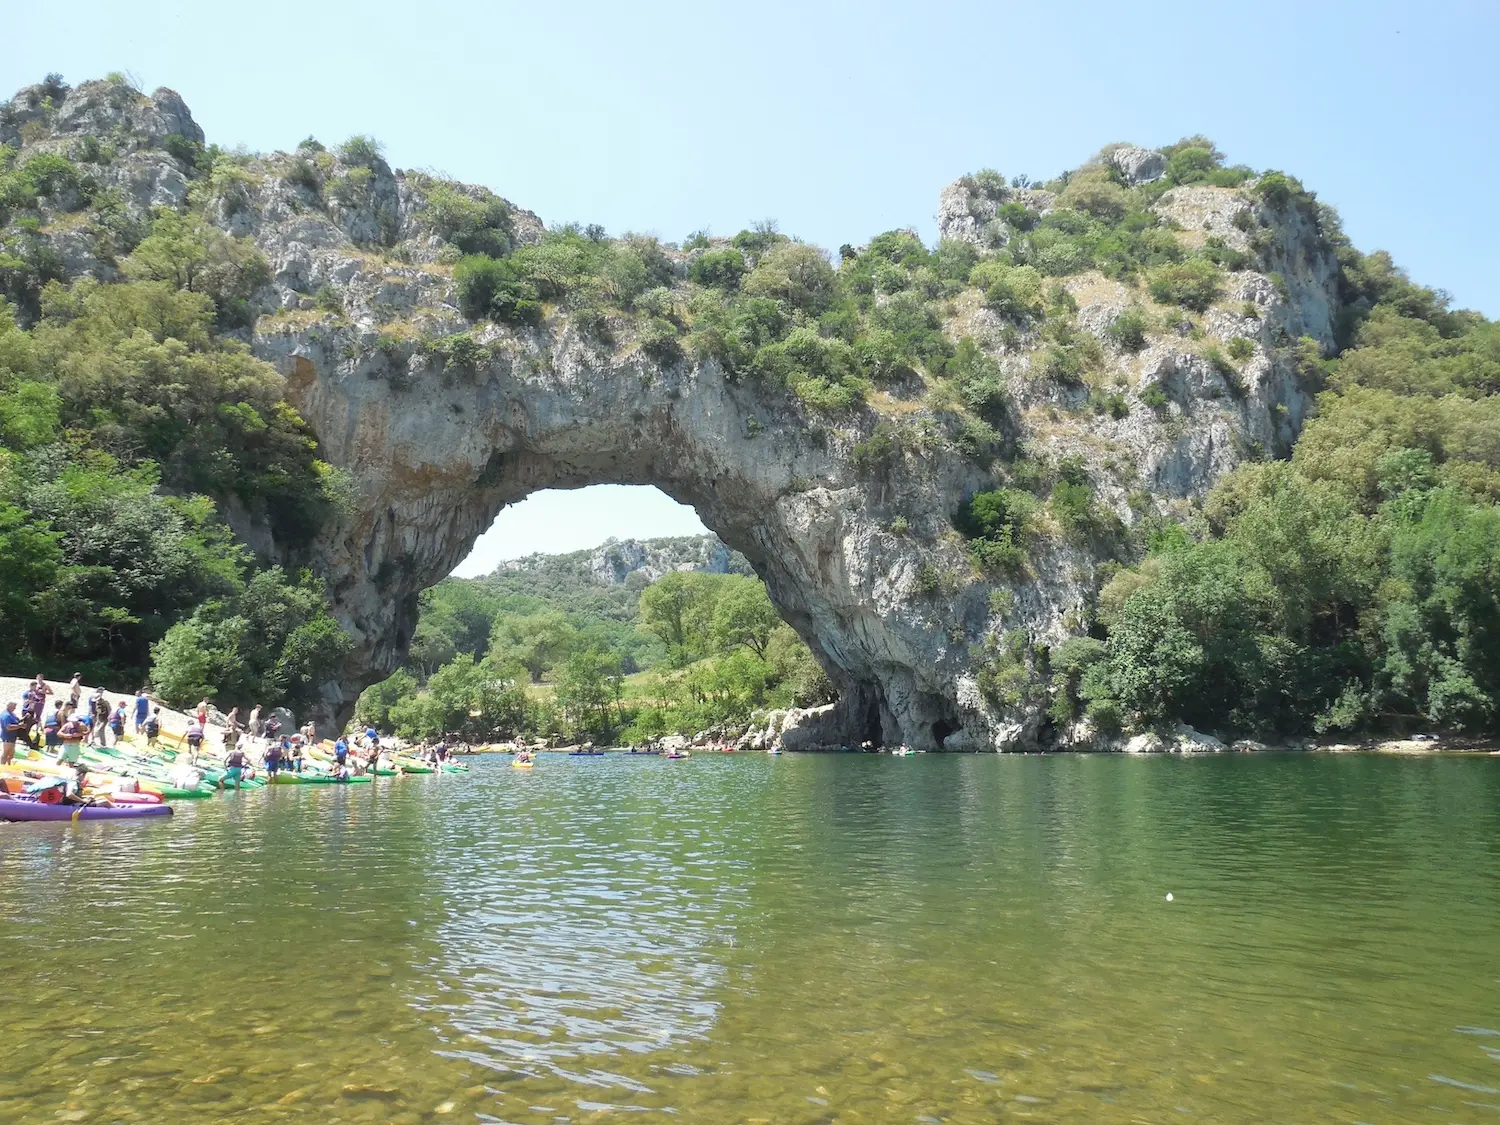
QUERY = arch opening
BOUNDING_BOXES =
[355,484,859,750]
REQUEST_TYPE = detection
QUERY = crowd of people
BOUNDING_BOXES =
[0,674,438,789]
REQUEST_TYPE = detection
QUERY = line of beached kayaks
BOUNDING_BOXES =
[0,732,470,823]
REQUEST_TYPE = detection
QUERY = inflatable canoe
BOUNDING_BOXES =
[511,759,534,769]
[0,799,173,822]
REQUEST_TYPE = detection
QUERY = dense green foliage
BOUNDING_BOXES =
[0,218,342,698]
[1071,266,1500,738]
[0,84,348,707]
[355,544,833,743]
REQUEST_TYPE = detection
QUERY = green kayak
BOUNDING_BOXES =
[155,786,215,799]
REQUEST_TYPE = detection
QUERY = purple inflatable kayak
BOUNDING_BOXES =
[0,799,173,822]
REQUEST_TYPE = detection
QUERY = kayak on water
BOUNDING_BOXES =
[0,797,173,822]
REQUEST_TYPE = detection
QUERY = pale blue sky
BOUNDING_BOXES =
[10,0,1498,573]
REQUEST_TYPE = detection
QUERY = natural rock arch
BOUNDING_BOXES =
[0,78,1353,750]
[271,334,993,750]
[247,175,1341,753]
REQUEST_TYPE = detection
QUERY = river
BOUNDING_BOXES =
[0,752,1496,1123]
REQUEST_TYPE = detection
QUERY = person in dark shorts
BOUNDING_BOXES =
[0,702,21,765]
[333,736,349,769]
[264,739,282,776]
[42,703,61,749]
[144,707,162,747]
[185,717,205,762]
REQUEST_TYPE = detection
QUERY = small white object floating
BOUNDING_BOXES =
[1165,893,1174,902]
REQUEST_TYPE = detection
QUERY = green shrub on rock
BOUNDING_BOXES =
[1147,258,1223,312]
[957,488,1036,574]
[1108,307,1149,351]
[455,254,542,326]
[689,247,747,290]
[970,261,1043,321]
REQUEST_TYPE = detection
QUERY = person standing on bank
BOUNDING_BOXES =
[133,688,150,735]
[0,702,21,766]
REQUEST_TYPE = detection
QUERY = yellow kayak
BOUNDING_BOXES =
[511,758,534,769]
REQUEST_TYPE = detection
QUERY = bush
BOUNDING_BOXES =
[1108,307,1149,351]
[689,247,746,289]
[731,220,784,260]
[753,327,866,412]
[1227,336,1254,361]
[1148,259,1223,312]
[997,201,1039,231]
[336,135,384,168]
[285,157,322,196]
[1202,237,1250,271]
[742,241,836,315]
[425,182,511,257]
[1164,143,1222,185]
[1050,480,1099,539]
[957,488,1036,573]
[949,336,1009,428]
[1059,170,1127,222]
[851,422,900,477]
[970,261,1043,320]
[638,317,683,364]
[1254,171,1300,209]
[454,254,542,326]
[20,153,80,200]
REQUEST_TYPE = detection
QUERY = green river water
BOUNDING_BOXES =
[0,752,1497,1124]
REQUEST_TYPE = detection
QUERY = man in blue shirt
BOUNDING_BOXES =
[334,736,349,768]
[0,702,21,765]
[133,689,150,734]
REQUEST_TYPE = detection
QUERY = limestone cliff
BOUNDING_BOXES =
[494,535,751,588]
[2,78,1348,749]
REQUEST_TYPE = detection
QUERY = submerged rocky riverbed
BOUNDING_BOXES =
[1,751,1496,1123]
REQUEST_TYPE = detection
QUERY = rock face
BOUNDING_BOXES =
[4,78,1350,749]
[583,536,748,586]
[489,534,748,587]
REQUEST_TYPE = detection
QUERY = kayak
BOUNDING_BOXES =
[0,798,173,822]
[511,759,534,769]
[106,791,164,805]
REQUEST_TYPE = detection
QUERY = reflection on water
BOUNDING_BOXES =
[0,753,1496,1123]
